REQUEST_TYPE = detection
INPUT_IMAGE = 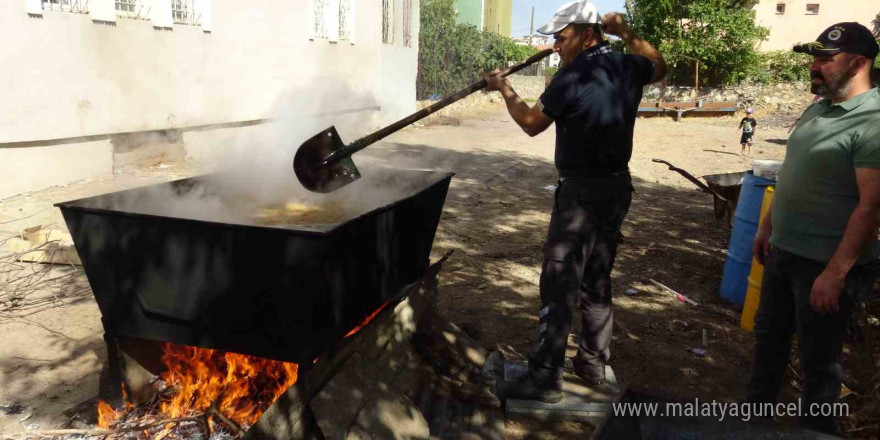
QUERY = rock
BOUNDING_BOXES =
[347,390,430,440]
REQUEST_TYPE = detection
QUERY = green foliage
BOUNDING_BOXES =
[417,0,539,99]
[625,0,769,86]
[753,50,811,83]
[875,12,880,69]
[875,12,880,38]
[543,66,558,78]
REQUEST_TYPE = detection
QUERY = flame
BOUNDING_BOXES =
[158,344,298,427]
[344,301,390,337]
[94,301,387,432]
[97,399,120,428]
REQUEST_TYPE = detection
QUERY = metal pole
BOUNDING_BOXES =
[529,6,534,46]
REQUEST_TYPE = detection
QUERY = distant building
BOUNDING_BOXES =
[453,0,512,36]
[513,34,549,46]
[751,1,878,51]
[535,45,560,69]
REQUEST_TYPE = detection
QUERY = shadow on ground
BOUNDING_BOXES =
[360,142,759,410]
[0,139,821,438]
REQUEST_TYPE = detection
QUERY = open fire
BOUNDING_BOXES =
[97,343,299,436]
[96,300,391,437]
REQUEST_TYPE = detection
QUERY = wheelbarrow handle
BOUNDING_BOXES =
[650,158,729,202]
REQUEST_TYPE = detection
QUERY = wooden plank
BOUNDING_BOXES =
[6,227,82,265]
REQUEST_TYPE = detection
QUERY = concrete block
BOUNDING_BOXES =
[311,367,369,440]
[111,131,184,170]
[503,361,619,422]
[348,387,430,440]
[0,139,112,200]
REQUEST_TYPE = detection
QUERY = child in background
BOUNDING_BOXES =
[738,108,757,156]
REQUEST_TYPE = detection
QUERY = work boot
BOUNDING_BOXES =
[496,373,563,403]
[567,358,620,396]
[565,358,607,384]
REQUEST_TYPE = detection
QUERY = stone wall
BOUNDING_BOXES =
[508,75,548,100]
[643,82,814,112]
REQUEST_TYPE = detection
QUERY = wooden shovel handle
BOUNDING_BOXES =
[319,49,554,167]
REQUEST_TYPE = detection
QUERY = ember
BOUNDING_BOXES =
[345,301,390,338]
[97,343,298,434]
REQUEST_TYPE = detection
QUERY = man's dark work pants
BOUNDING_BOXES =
[528,175,632,385]
[747,247,878,433]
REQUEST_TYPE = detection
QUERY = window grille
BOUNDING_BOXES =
[172,0,198,25]
[403,0,412,47]
[339,0,353,41]
[382,0,394,44]
[42,0,87,13]
[116,0,138,17]
[313,0,329,38]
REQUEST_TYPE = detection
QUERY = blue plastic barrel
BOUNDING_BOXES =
[720,172,775,305]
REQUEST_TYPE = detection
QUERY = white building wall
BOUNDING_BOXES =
[0,0,418,142]
[752,0,879,52]
[0,0,420,198]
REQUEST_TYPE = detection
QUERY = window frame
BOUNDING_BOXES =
[402,0,412,47]
[382,0,394,45]
[172,0,199,25]
[339,0,355,43]
[805,3,819,15]
[115,0,139,18]
[775,3,785,15]
[42,0,87,13]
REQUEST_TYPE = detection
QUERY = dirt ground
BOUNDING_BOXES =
[1,104,877,438]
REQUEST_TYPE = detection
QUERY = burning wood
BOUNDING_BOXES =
[94,343,299,438]
[88,297,392,439]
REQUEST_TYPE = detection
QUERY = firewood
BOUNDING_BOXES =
[209,402,245,437]
[35,414,205,437]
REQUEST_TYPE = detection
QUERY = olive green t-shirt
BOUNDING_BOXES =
[771,88,880,264]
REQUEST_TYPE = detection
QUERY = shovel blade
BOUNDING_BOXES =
[293,126,361,193]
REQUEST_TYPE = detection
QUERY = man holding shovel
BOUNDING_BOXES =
[482,0,667,402]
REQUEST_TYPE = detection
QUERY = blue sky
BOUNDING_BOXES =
[511,0,626,38]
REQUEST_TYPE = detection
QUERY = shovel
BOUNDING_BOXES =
[293,49,554,193]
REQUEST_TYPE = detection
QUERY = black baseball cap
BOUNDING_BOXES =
[793,22,879,59]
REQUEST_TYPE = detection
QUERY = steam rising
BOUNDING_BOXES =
[76,80,445,230]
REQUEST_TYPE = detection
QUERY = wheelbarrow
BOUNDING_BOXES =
[652,159,746,227]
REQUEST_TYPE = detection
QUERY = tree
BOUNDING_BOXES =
[874,12,880,71]
[874,11,880,38]
[625,0,769,86]
[417,0,538,99]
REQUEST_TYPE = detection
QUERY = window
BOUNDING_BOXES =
[339,0,353,41]
[403,0,412,47]
[172,0,197,25]
[116,0,138,17]
[775,3,785,14]
[313,0,329,38]
[42,0,87,13]
[805,4,819,15]
[310,0,354,42]
[382,0,394,44]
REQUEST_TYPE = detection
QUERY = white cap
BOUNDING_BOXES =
[536,1,601,35]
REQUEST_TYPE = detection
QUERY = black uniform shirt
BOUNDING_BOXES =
[539,42,654,178]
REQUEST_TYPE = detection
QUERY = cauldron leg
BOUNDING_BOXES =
[97,318,124,406]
